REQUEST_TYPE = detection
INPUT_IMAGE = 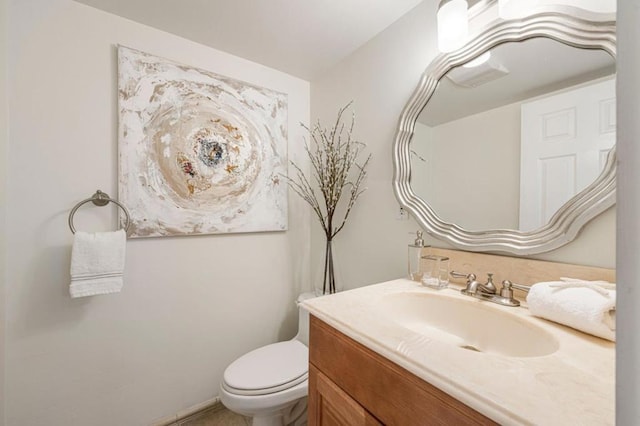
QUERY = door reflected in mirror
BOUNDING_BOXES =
[410,37,615,232]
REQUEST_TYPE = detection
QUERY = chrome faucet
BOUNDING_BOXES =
[462,273,497,296]
[451,271,527,307]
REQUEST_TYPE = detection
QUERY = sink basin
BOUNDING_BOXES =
[377,292,559,357]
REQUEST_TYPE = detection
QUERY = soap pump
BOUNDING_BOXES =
[408,230,429,281]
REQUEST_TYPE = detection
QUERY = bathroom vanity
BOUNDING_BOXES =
[308,315,495,425]
[303,278,615,425]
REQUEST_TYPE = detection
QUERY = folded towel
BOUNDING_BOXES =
[526,279,616,341]
[70,229,126,298]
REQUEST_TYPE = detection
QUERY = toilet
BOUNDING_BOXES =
[220,293,315,426]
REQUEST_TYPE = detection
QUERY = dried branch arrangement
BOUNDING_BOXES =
[285,102,371,294]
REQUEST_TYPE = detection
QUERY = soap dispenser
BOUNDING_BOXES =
[408,230,429,281]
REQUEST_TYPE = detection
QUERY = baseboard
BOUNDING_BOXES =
[150,397,223,426]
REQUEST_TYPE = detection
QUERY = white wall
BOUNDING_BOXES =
[310,0,616,277]
[4,0,628,423]
[616,0,640,423]
[6,1,310,425]
[0,0,7,423]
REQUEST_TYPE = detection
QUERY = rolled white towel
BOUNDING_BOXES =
[526,280,615,341]
[70,229,126,298]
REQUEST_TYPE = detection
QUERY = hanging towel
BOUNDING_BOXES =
[70,229,126,298]
[526,279,616,341]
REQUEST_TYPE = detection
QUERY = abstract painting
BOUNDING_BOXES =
[118,46,288,237]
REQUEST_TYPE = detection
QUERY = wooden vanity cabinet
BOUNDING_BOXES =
[308,315,497,426]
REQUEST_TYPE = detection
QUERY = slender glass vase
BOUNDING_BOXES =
[314,238,342,296]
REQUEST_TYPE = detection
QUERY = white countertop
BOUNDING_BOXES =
[303,279,615,426]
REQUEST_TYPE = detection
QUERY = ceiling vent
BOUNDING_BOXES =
[446,61,509,88]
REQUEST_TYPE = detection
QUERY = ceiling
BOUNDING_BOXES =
[420,37,616,126]
[73,0,426,80]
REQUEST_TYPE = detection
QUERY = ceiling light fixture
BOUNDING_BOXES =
[498,0,615,19]
[498,0,519,19]
[437,0,469,53]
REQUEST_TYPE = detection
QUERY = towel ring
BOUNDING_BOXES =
[68,190,131,234]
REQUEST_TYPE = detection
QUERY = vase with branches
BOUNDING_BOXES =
[285,103,371,295]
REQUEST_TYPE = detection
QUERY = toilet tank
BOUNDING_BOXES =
[295,292,316,346]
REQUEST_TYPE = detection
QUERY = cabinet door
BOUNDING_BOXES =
[309,364,382,426]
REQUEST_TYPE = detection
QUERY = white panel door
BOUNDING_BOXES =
[519,78,615,231]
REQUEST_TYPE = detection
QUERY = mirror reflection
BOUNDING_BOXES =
[410,37,616,232]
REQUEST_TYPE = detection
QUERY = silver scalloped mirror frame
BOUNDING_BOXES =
[392,10,616,255]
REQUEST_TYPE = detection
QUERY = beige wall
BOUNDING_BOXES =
[310,1,440,291]
[0,0,7,423]
[413,102,521,230]
[6,1,310,425]
[310,0,615,286]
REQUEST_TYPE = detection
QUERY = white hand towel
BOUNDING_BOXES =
[70,229,126,298]
[526,280,616,341]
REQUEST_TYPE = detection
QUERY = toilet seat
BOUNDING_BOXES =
[222,340,308,396]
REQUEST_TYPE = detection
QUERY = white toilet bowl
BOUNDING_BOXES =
[220,293,315,426]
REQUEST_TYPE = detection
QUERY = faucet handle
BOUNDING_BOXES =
[450,271,475,281]
[499,280,521,307]
[500,280,514,298]
[502,279,531,293]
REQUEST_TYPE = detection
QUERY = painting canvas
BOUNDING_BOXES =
[118,46,288,237]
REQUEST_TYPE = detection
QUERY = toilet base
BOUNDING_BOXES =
[251,414,283,426]
[248,397,307,426]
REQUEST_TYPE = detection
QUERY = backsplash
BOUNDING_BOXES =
[424,247,616,297]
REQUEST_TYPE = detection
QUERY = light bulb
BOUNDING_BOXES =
[498,0,513,19]
[437,0,469,53]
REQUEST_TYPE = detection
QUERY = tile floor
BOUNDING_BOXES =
[174,405,250,426]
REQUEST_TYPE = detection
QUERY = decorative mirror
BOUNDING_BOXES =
[392,11,615,255]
